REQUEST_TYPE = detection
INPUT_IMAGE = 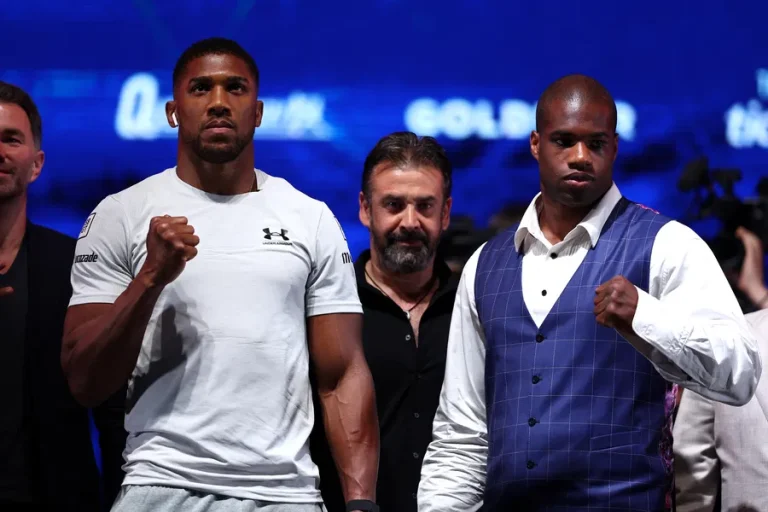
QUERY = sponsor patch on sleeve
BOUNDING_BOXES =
[78,213,96,239]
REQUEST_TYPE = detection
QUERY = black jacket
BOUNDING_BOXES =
[24,223,127,511]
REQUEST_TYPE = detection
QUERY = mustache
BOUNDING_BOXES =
[387,229,429,244]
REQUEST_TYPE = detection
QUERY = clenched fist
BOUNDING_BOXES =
[594,275,638,336]
[138,215,200,287]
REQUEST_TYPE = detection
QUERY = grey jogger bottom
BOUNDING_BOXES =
[110,485,327,512]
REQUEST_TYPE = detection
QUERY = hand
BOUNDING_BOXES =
[138,215,200,287]
[0,263,13,297]
[735,226,767,306]
[594,275,639,337]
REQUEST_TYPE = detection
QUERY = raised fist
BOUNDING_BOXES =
[594,275,639,336]
[138,215,200,287]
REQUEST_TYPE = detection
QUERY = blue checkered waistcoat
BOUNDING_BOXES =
[475,198,676,511]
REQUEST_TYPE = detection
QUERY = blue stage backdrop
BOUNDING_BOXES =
[2,1,768,257]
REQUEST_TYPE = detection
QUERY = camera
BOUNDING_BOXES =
[677,156,768,273]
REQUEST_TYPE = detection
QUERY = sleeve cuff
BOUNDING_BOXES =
[68,294,121,307]
[631,286,688,357]
[306,302,363,317]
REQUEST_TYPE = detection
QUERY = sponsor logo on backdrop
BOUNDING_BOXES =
[115,73,333,141]
[404,97,637,141]
[725,68,768,149]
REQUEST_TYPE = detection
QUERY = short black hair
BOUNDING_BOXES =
[0,81,42,148]
[173,37,260,89]
[362,131,452,201]
[535,74,617,133]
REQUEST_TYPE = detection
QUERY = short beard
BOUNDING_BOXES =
[374,226,437,275]
[187,128,254,164]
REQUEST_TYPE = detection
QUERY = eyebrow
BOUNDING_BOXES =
[381,194,437,203]
[550,130,610,138]
[188,75,250,87]
[0,128,26,140]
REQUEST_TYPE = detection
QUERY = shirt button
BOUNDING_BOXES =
[551,253,558,259]
[405,334,412,341]
[541,289,547,296]
[527,460,536,470]
[532,375,541,384]
[412,492,417,499]
[412,452,420,459]
[414,412,420,418]
[528,417,537,427]
[535,333,545,343]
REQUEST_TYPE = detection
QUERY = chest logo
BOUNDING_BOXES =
[263,227,292,245]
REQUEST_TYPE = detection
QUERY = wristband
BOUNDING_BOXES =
[346,499,379,512]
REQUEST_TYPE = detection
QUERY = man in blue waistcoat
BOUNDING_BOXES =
[417,74,761,512]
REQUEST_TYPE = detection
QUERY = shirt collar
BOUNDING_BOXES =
[513,182,622,252]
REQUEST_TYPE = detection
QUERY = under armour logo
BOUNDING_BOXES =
[263,228,290,241]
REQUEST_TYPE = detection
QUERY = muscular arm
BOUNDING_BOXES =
[62,275,163,407]
[308,312,379,504]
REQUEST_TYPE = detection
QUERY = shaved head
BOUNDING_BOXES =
[529,74,618,210]
[535,74,617,133]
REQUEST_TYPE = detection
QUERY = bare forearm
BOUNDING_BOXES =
[63,275,163,407]
[320,362,379,503]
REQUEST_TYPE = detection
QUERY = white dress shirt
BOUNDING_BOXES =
[417,183,761,512]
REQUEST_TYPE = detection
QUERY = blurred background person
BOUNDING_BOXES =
[674,306,768,512]
[674,225,768,512]
[0,81,126,511]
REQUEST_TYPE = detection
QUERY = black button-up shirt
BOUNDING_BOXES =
[312,250,458,512]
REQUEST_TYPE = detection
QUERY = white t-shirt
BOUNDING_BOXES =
[69,168,362,503]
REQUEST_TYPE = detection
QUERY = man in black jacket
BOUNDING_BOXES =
[0,80,127,511]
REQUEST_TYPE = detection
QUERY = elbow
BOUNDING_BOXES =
[67,375,105,408]
[735,354,762,406]
[718,344,761,407]
[734,336,763,406]
[61,340,103,408]
[725,380,757,407]
[64,368,104,408]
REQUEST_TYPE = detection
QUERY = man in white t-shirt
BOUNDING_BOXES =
[61,37,380,512]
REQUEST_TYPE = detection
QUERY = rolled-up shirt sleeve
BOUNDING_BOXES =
[631,220,761,406]
[418,246,487,512]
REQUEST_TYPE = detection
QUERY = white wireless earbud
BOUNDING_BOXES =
[172,112,178,126]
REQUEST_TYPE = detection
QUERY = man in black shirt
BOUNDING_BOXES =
[0,81,126,511]
[313,132,458,511]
